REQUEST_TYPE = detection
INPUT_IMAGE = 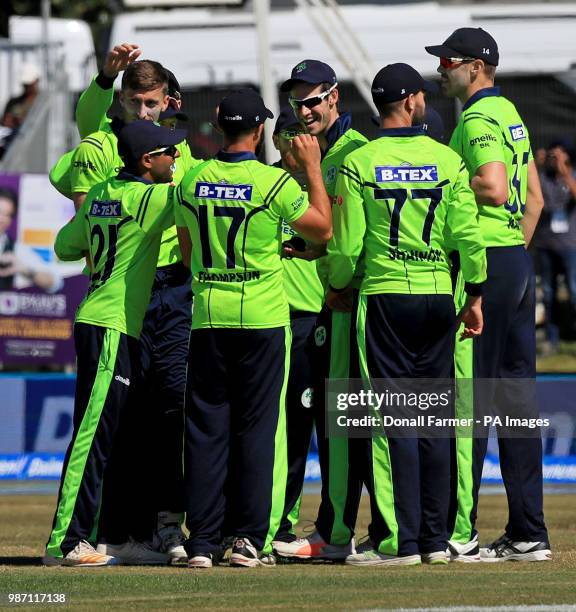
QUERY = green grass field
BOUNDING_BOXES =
[1,492,575,610]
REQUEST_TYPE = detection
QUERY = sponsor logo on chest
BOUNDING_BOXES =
[195,182,253,201]
[89,200,122,217]
[375,165,438,183]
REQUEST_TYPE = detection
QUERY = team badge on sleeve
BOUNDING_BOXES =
[375,165,438,183]
[195,182,253,201]
[509,125,526,141]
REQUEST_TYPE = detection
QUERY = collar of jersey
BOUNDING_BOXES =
[117,170,154,184]
[462,86,501,112]
[377,126,426,137]
[217,150,258,163]
[324,111,352,153]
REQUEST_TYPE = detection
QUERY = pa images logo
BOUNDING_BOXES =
[325,165,337,184]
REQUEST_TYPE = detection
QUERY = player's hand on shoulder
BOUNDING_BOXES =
[103,43,142,78]
[290,134,321,168]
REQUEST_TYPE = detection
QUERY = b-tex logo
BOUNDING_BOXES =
[195,182,253,201]
[509,124,526,141]
[470,134,497,148]
[375,165,438,183]
[90,200,121,217]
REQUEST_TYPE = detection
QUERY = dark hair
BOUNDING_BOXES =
[0,186,18,212]
[121,60,168,94]
[374,98,404,118]
[483,64,496,80]
[221,124,261,140]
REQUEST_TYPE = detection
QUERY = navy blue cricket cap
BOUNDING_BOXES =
[280,59,337,92]
[425,27,499,66]
[117,120,186,163]
[274,105,300,134]
[371,63,438,104]
[163,68,182,99]
[159,107,189,122]
[217,90,273,133]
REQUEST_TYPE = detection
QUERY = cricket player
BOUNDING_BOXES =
[43,121,183,567]
[426,27,550,562]
[50,51,201,563]
[273,59,368,560]
[269,107,329,545]
[329,63,486,566]
[175,90,332,568]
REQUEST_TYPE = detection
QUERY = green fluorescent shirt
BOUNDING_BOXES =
[175,154,309,329]
[449,87,532,247]
[54,176,175,338]
[68,125,200,267]
[318,123,368,290]
[53,72,202,266]
[76,73,114,138]
[328,127,487,295]
[281,220,324,313]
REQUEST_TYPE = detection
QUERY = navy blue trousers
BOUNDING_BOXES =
[183,327,289,556]
[276,309,329,539]
[470,246,548,543]
[359,294,455,556]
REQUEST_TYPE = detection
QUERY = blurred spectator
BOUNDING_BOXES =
[0,186,62,293]
[533,141,576,351]
[0,63,41,159]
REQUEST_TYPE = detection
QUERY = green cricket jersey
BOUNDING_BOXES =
[281,219,324,313]
[328,126,486,294]
[50,72,201,266]
[318,115,368,290]
[68,124,199,267]
[449,86,532,247]
[175,151,309,329]
[54,173,175,338]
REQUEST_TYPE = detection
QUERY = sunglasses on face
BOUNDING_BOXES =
[278,128,306,141]
[288,83,338,111]
[439,57,475,69]
[148,144,178,158]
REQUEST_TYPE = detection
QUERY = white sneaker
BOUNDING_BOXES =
[480,534,552,562]
[421,551,449,565]
[188,553,214,569]
[229,537,276,568]
[447,533,481,563]
[273,530,353,560]
[96,538,169,565]
[155,511,187,565]
[43,540,117,567]
[346,546,421,567]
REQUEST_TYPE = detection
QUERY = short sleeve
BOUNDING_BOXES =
[461,115,506,175]
[70,137,111,194]
[269,173,309,223]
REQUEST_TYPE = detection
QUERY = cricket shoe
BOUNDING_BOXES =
[346,538,421,567]
[154,511,187,565]
[229,537,276,568]
[447,533,481,563]
[480,535,552,562]
[421,551,449,565]
[43,540,118,567]
[188,553,215,569]
[273,530,353,560]
[96,538,169,565]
